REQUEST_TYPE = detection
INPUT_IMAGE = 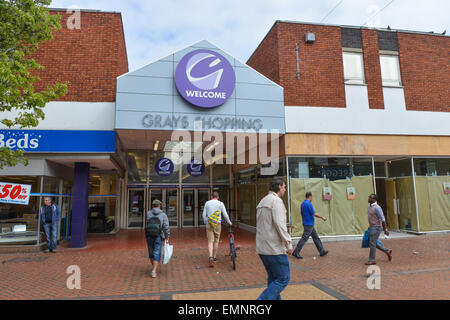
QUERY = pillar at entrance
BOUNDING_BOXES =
[71,162,90,248]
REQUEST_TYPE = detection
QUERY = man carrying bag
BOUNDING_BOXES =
[145,200,170,278]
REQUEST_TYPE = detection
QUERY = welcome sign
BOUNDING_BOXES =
[175,49,236,108]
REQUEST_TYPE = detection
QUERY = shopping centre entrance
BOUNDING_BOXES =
[127,187,219,229]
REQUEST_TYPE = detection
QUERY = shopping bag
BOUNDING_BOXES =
[162,240,173,265]
[362,229,385,248]
[361,229,370,248]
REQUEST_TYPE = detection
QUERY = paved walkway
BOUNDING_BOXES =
[0,228,448,300]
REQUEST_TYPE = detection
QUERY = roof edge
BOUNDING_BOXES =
[276,20,449,38]
[49,7,122,14]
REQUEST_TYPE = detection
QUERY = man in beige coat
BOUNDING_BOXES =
[256,177,293,300]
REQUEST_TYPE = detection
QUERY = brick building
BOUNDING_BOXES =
[247,21,450,236]
[0,13,448,250]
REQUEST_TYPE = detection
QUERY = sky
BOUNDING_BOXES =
[49,0,450,71]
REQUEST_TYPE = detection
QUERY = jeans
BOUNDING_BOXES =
[257,254,290,300]
[293,225,325,255]
[369,226,389,261]
[43,222,58,250]
[146,236,162,262]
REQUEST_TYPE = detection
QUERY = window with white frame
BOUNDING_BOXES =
[342,51,365,84]
[380,55,402,87]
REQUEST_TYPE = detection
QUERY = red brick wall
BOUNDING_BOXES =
[248,22,449,114]
[247,23,280,84]
[362,29,384,109]
[32,10,129,102]
[278,23,346,107]
[248,22,346,108]
[398,33,450,112]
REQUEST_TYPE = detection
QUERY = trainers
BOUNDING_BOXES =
[213,257,218,262]
[151,270,156,278]
[320,250,328,257]
[51,249,56,253]
[208,257,215,268]
[44,249,50,253]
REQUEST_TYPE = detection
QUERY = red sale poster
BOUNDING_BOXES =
[0,182,32,205]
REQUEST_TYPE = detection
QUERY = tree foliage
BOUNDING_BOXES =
[0,0,67,169]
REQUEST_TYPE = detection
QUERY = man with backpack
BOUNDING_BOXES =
[202,192,232,267]
[145,199,170,278]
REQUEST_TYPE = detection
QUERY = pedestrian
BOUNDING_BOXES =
[40,197,61,253]
[202,191,232,267]
[292,192,328,259]
[145,199,170,278]
[256,177,293,300]
[39,196,61,253]
[365,194,392,265]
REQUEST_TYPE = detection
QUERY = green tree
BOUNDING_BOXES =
[0,0,67,169]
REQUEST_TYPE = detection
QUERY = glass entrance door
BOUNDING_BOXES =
[182,189,195,227]
[182,188,210,227]
[165,189,179,227]
[197,189,210,227]
[128,189,145,228]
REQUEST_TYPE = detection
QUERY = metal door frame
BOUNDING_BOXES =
[197,188,210,228]
[126,188,146,229]
[181,188,195,227]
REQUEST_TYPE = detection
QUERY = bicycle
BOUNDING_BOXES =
[226,220,240,270]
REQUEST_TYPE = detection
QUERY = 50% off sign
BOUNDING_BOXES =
[0,182,32,205]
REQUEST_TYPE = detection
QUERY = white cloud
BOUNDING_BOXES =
[50,0,450,71]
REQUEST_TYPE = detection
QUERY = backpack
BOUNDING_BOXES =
[208,209,221,229]
[146,215,162,237]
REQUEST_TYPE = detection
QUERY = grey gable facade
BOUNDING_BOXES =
[115,40,285,133]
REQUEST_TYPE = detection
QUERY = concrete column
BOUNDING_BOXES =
[71,162,90,248]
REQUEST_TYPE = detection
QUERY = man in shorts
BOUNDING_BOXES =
[202,192,232,267]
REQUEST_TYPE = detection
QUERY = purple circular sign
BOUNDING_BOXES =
[155,158,174,176]
[186,159,205,177]
[175,49,235,108]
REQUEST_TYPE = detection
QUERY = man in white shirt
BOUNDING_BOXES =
[203,192,232,267]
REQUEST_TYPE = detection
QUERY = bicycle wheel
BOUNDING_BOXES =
[230,244,236,270]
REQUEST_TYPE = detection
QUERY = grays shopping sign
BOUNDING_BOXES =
[141,114,264,131]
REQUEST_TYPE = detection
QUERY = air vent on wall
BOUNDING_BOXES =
[305,33,315,43]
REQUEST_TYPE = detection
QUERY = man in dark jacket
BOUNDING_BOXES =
[40,197,61,253]
[145,199,170,278]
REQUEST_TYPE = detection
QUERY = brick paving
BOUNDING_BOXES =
[0,229,448,300]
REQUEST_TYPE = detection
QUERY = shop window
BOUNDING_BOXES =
[88,174,118,233]
[236,167,256,184]
[413,158,450,176]
[0,176,41,245]
[287,157,376,236]
[212,164,230,185]
[374,162,387,177]
[342,52,365,84]
[380,55,402,87]
[388,159,412,177]
[182,158,210,184]
[127,152,147,184]
[352,158,373,177]
[149,151,180,184]
[43,176,60,194]
[288,157,366,181]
